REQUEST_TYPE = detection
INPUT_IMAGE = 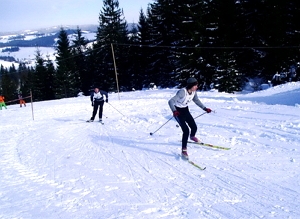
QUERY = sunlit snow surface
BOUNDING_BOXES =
[1,82,299,218]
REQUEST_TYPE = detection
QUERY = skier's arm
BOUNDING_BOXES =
[192,92,206,110]
[90,93,94,102]
[100,90,108,100]
[168,89,185,112]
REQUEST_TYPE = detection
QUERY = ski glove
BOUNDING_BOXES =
[173,111,180,117]
[106,99,108,103]
[91,102,94,106]
[204,107,212,113]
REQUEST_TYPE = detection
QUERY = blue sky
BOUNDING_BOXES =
[0,0,151,32]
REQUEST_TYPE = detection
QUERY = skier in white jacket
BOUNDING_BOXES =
[168,77,212,159]
[87,87,108,123]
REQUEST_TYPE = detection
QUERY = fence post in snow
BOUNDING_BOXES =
[30,90,34,120]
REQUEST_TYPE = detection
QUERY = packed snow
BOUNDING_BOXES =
[1,82,300,218]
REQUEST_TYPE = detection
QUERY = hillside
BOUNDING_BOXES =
[1,83,299,218]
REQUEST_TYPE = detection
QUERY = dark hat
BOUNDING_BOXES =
[186,77,198,89]
[187,77,198,84]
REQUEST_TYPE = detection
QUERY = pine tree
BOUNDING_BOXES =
[17,63,29,96]
[71,27,89,94]
[202,0,244,92]
[44,55,55,100]
[55,27,77,98]
[94,0,129,91]
[173,0,207,88]
[125,22,141,90]
[260,1,300,80]
[1,64,18,101]
[22,66,35,99]
[233,0,265,80]
[124,9,152,90]
[33,49,48,101]
[146,0,179,87]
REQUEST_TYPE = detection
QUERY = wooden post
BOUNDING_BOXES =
[30,90,34,120]
[111,43,120,100]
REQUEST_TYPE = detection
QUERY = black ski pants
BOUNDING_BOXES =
[174,106,197,150]
[91,101,104,120]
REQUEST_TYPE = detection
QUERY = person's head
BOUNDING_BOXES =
[186,77,198,91]
[94,87,99,93]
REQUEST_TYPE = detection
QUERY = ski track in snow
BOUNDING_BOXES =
[0,87,300,218]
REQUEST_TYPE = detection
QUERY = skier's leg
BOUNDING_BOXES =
[176,116,189,150]
[98,101,104,119]
[91,102,99,120]
[186,112,197,137]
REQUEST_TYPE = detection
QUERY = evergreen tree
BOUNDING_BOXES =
[173,0,207,88]
[200,0,244,92]
[233,0,265,80]
[71,27,89,94]
[124,9,152,90]
[85,45,99,92]
[22,66,35,99]
[0,64,18,101]
[55,27,77,98]
[126,23,141,90]
[147,0,179,87]
[94,0,129,91]
[0,65,6,94]
[44,55,55,100]
[260,1,300,80]
[33,49,48,101]
[18,63,30,97]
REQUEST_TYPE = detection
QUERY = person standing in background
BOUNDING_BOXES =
[0,95,7,110]
[18,93,26,107]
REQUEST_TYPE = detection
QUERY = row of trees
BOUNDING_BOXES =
[1,0,300,102]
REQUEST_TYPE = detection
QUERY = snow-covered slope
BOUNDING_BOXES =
[1,83,299,218]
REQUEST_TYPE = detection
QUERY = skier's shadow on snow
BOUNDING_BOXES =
[89,134,175,157]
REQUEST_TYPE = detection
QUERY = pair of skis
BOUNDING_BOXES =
[179,141,231,171]
[86,120,104,125]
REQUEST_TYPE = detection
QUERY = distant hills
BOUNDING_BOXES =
[0,23,137,66]
[0,23,137,48]
[0,24,98,36]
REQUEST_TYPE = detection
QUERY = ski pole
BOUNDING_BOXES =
[176,112,207,127]
[194,112,207,120]
[107,102,125,116]
[150,116,173,135]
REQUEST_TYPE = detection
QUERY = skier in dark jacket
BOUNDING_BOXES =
[168,77,212,159]
[87,87,108,122]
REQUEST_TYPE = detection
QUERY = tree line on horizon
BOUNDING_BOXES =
[1,0,300,102]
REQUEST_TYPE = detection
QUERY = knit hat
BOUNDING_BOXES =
[186,77,198,89]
